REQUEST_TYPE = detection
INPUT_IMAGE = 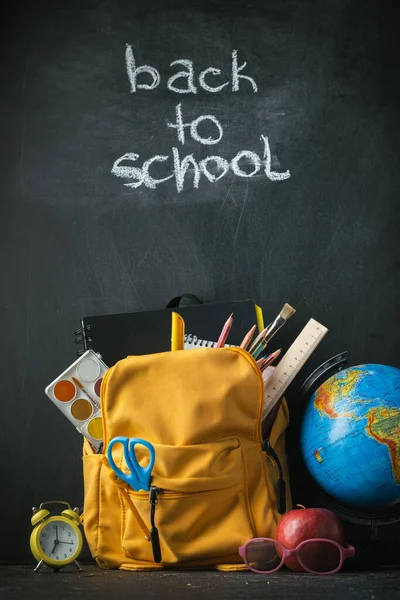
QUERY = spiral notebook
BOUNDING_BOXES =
[75,299,264,367]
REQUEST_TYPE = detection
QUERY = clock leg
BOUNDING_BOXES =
[73,560,83,572]
[34,560,44,573]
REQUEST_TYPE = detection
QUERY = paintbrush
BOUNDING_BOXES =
[251,303,296,359]
[72,376,100,410]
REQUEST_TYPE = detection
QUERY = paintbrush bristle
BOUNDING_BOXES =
[280,303,296,321]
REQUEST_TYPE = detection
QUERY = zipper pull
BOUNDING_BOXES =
[263,440,286,515]
[149,486,162,563]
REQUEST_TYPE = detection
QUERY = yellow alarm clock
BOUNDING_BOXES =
[30,501,83,572]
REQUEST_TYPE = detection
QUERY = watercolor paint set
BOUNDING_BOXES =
[45,350,108,451]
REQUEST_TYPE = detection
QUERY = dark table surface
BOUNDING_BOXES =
[1,565,399,600]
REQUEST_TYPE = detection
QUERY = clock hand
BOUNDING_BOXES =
[51,527,60,554]
[58,528,74,545]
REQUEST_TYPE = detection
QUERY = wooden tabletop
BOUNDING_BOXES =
[1,565,399,600]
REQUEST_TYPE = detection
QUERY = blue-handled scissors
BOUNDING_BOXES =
[107,436,155,492]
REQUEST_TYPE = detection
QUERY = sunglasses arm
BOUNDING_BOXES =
[343,544,356,558]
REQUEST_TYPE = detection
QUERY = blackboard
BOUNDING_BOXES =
[1,0,399,562]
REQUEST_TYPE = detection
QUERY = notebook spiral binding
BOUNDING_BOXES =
[75,319,93,356]
[184,334,216,348]
[184,334,234,349]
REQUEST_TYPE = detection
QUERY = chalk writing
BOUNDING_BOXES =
[113,46,291,193]
[125,45,160,92]
[112,135,290,193]
[167,103,223,145]
[125,45,258,94]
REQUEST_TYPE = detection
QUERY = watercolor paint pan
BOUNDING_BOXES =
[45,350,108,451]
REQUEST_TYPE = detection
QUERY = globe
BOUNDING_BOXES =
[300,364,400,509]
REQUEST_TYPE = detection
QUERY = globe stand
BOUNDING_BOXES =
[298,351,350,399]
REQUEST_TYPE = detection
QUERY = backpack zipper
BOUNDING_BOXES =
[227,347,286,513]
[263,440,286,514]
[149,486,162,563]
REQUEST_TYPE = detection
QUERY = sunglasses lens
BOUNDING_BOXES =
[245,539,283,572]
[298,540,341,573]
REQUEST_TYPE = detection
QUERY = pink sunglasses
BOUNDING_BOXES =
[239,537,355,575]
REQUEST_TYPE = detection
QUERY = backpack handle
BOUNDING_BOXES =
[165,294,203,308]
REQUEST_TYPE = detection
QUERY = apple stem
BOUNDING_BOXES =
[296,504,306,509]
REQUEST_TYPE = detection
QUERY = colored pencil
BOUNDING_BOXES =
[260,348,282,371]
[240,324,257,350]
[216,313,234,348]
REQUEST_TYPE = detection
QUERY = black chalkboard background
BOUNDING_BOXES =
[0,0,399,563]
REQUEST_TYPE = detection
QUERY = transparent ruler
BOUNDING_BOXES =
[262,318,328,418]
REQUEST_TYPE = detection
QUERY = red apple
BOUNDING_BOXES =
[275,505,345,572]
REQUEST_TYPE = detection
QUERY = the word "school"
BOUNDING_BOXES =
[111,135,291,193]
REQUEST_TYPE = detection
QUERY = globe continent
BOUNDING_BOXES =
[300,364,400,508]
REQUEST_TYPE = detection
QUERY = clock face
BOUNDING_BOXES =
[39,519,79,562]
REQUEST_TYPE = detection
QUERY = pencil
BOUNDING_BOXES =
[240,324,257,350]
[257,356,270,370]
[260,348,282,371]
[216,313,234,348]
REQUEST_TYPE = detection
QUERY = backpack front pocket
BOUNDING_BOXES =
[121,438,256,565]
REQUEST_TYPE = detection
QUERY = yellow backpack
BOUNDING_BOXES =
[82,346,291,571]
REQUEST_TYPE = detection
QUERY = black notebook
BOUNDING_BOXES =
[75,299,264,367]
